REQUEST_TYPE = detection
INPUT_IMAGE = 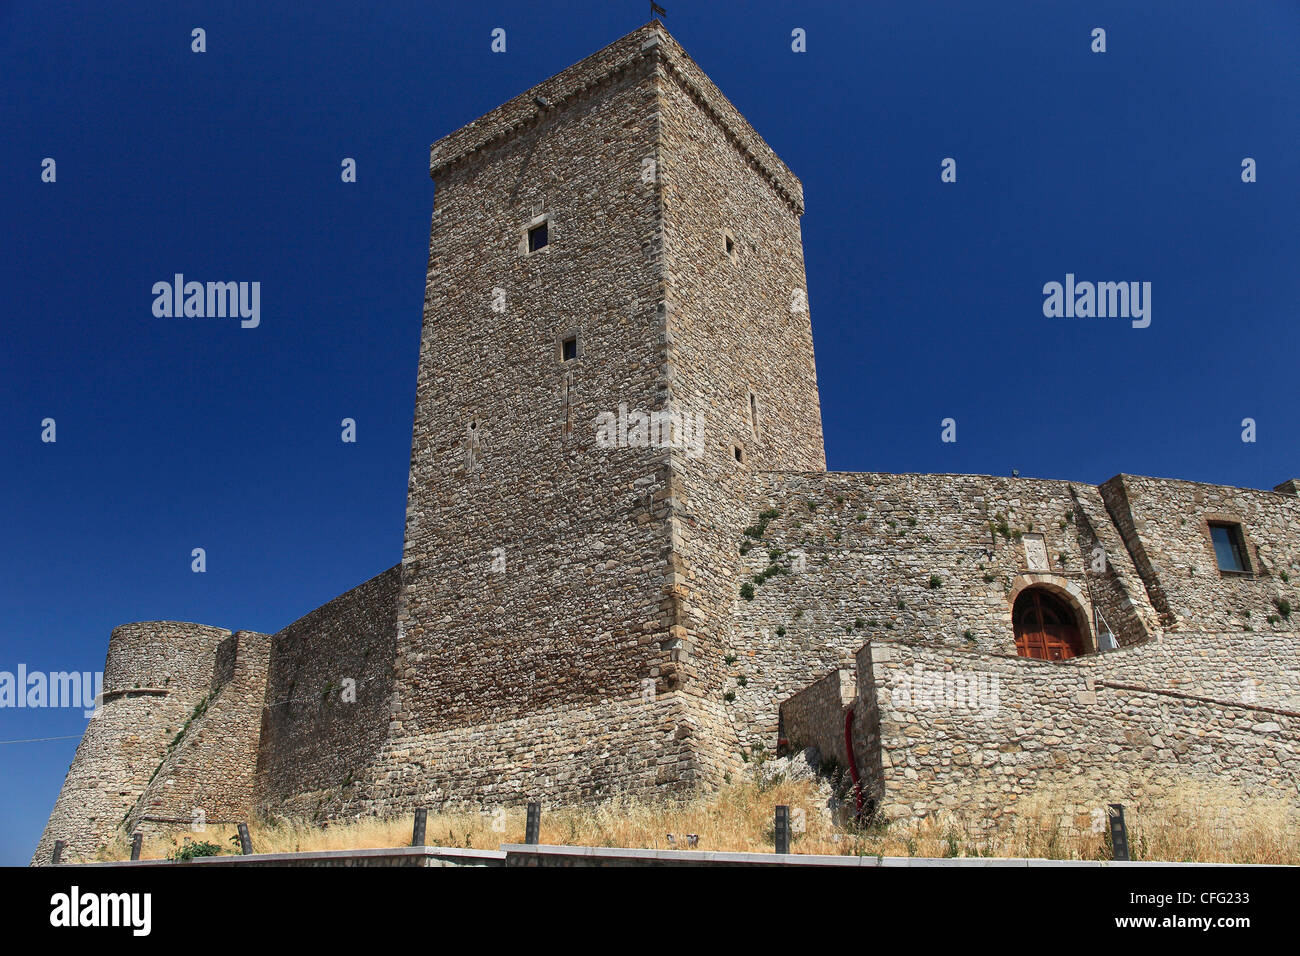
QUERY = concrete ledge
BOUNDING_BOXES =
[67,845,506,867]
[52,844,1265,868]
[497,844,1245,867]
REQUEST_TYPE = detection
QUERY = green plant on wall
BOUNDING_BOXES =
[742,508,780,541]
[168,691,215,750]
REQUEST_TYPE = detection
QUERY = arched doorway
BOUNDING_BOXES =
[1013,587,1085,660]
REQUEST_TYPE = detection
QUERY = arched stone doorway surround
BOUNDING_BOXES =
[1006,573,1095,658]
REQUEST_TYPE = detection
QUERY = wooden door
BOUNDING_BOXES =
[1013,589,1084,660]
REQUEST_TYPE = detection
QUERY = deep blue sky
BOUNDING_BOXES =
[2,1,1296,864]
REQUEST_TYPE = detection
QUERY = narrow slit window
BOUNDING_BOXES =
[561,335,578,361]
[561,372,574,437]
[528,221,549,252]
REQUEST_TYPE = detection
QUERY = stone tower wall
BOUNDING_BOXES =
[32,621,232,863]
[363,27,694,810]
[654,28,827,781]
[123,629,270,837]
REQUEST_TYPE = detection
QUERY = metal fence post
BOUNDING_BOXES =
[1108,803,1130,861]
[775,805,790,854]
[525,801,541,844]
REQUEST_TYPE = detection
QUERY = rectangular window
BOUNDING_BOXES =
[1209,523,1249,573]
[528,221,548,252]
[561,335,578,361]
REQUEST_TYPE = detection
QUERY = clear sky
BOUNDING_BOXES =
[2,0,1296,865]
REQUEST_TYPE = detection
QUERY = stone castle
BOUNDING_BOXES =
[36,22,1300,862]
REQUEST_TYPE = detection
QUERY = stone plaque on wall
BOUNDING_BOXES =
[1022,533,1049,571]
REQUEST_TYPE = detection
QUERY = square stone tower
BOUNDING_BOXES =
[364,21,824,811]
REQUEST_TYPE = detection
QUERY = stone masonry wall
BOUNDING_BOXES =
[255,565,400,816]
[32,621,232,864]
[338,692,708,819]
[363,21,832,808]
[777,667,853,767]
[124,629,270,836]
[1101,474,1300,632]
[1074,628,1300,711]
[725,472,1159,750]
[656,25,827,784]
[1069,484,1155,646]
[851,639,1300,836]
[366,26,690,808]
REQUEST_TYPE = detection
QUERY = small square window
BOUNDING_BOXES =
[1209,523,1249,573]
[561,335,578,361]
[528,221,548,252]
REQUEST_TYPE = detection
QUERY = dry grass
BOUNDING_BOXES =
[91,774,1300,865]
